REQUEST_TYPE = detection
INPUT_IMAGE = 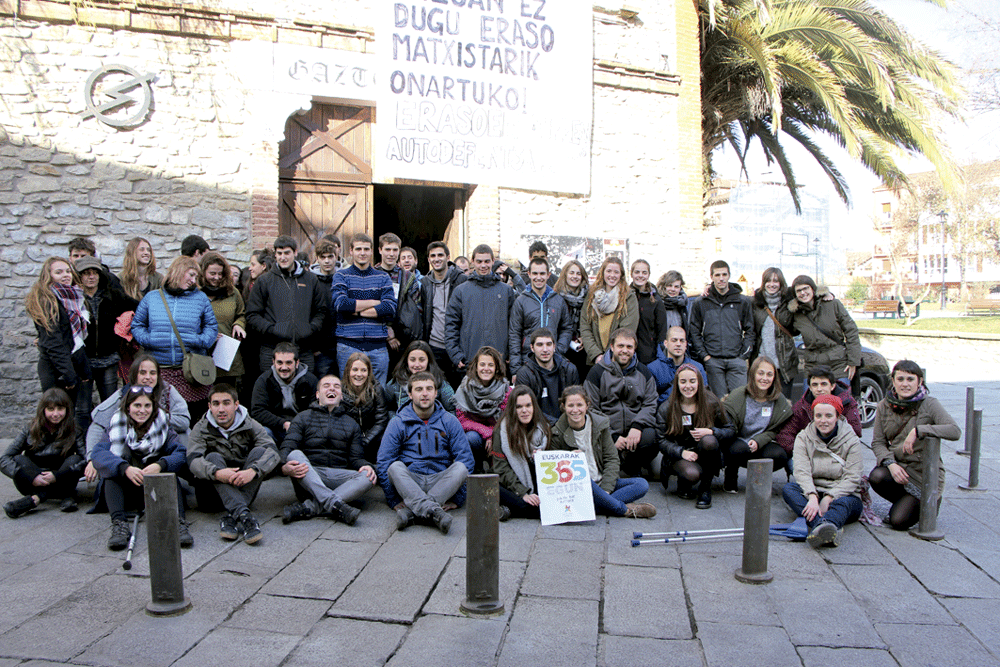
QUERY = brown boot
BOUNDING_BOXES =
[624,503,657,518]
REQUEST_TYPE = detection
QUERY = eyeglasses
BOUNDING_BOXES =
[128,385,155,395]
[794,286,812,294]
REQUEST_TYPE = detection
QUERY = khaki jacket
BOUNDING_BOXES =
[792,418,863,499]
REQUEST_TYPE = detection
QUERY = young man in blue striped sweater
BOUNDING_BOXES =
[331,233,397,383]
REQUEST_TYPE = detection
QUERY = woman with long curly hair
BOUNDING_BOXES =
[385,340,456,412]
[455,346,511,473]
[485,385,550,520]
[118,237,162,301]
[579,256,638,365]
[26,257,91,404]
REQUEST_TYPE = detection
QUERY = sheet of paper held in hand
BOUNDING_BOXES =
[534,450,596,526]
[212,335,240,372]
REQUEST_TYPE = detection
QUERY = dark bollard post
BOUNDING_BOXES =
[959,410,984,492]
[910,436,945,541]
[735,459,773,584]
[143,473,192,616]
[958,387,975,457]
[460,474,504,616]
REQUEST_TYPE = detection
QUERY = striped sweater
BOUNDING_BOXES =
[331,265,397,342]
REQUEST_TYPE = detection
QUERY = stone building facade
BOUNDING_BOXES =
[0,0,702,424]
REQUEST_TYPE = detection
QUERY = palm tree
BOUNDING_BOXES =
[701,0,963,211]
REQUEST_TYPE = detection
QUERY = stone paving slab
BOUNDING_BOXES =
[329,525,464,623]
[605,524,681,568]
[421,556,525,621]
[797,646,900,667]
[259,538,379,600]
[598,635,705,667]
[453,514,538,562]
[536,517,608,541]
[819,525,897,566]
[939,598,1000,660]
[875,622,997,666]
[498,596,599,667]
[602,564,690,640]
[519,538,604,600]
[172,627,301,667]
[282,617,407,667]
[768,577,886,649]
[387,613,506,667]
[0,573,149,662]
[870,528,1000,598]
[222,593,331,636]
[680,552,781,627]
[699,621,801,667]
[832,564,954,625]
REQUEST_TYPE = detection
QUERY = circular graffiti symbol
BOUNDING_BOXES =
[82,64,157,129]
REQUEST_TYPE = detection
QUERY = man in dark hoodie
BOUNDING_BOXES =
[444,244,519,372]
[421,241,467,386]
[376,372,473,534]
[246,235,327,373]
[508,257,572,377]
[515,328,579,425]
[279,374,376,526]
[688,260,755,397]
[188,384,281,545]
[250,343,318,445]
[585,328,659,477]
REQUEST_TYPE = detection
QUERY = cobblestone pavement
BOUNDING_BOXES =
[0,381,996,667]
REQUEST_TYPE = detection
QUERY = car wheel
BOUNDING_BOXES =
[858,376,882,429]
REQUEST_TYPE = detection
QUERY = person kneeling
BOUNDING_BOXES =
[281,375,376,526]
[377,372,474,534]
[782,395,863,548]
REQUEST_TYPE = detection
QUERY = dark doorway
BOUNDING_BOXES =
[373,184,463,267]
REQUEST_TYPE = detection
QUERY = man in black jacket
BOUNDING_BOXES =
[250,343,318,445]
[515,328,579,425]
[279,375,376,525]
[688,260,755,397]
[421,241,467,386]
[246,235,327,373]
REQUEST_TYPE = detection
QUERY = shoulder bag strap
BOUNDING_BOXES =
[158,289,188,356]
[764,306,795,339]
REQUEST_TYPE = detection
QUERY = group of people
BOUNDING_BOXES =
[5,233,959,551]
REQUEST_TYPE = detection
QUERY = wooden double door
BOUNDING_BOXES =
[278,103,372,252]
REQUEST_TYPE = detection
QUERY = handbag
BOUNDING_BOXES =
[159,290,217,386]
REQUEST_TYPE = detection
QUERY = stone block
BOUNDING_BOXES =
[16,176,59,194]
[284,617,407,667]
[1,247,25,263]
[699,622,800,667]
[599,635,705,667]
[28,164,59,176]
[768,577,886,648]
[940,597,1000,659]
[832,563,954,625]
[54,203,90,218]
[604,564,690,639]
[142,203,169,223]
[260,538,378,601]
[875,622,997,666]
[798,647,899,667]
[680,551,780,626]
[389,614,506,667]
[20,147,52,162]
[454,514,538,562]
[223,594,330,636]
[499,596,598,667]
[520,539,604,600]
[172,627,300,667]
[330,526,463,623]
[421,556,525,620]
[536,517,608,542]
[91,162,126,181]
[134,179,174,194]
[90,190,123,210]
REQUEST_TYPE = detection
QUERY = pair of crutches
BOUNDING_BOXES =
[630,517,809,547]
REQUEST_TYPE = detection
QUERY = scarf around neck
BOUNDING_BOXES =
[590,287,619,317]
[498,422,547,491]
[886,384,929,413]
[51,283,88,349]
[455,376,509,418]
[108,409,170,463]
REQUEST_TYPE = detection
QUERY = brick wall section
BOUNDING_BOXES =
[251,141,279,250]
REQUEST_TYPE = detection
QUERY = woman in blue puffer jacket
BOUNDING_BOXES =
[131,256,218,422]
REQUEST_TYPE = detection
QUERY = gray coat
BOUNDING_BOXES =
[444,272,517,368]
[508,286,572,374]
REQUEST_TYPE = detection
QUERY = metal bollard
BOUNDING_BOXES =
[735,460,774,584]
[959,410,984,492]
[958,387,975,457]
[460,474,504,616]
[910,436,945,541]
[143,473,192,616]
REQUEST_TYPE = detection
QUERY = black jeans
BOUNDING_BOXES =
[103,473,186,522]
[11,453,82,500]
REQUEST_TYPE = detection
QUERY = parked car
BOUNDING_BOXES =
[790,342,890,429]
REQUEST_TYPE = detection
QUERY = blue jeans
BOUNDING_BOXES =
[782,481,862,530]
[593,478,649,516]
[466,431,486,473]
[337,342,389,385]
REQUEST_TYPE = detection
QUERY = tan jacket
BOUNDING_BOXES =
[792,418,863,499]
[579,290,639,363]
[870,395,959,493]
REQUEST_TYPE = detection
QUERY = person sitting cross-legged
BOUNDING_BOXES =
[187,384,281,545]
[280,375,377,526]
[376,372,474,534]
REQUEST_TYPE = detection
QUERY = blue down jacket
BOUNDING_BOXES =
[132,288,218,367]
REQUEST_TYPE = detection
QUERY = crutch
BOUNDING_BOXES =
[122,514,141,571]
